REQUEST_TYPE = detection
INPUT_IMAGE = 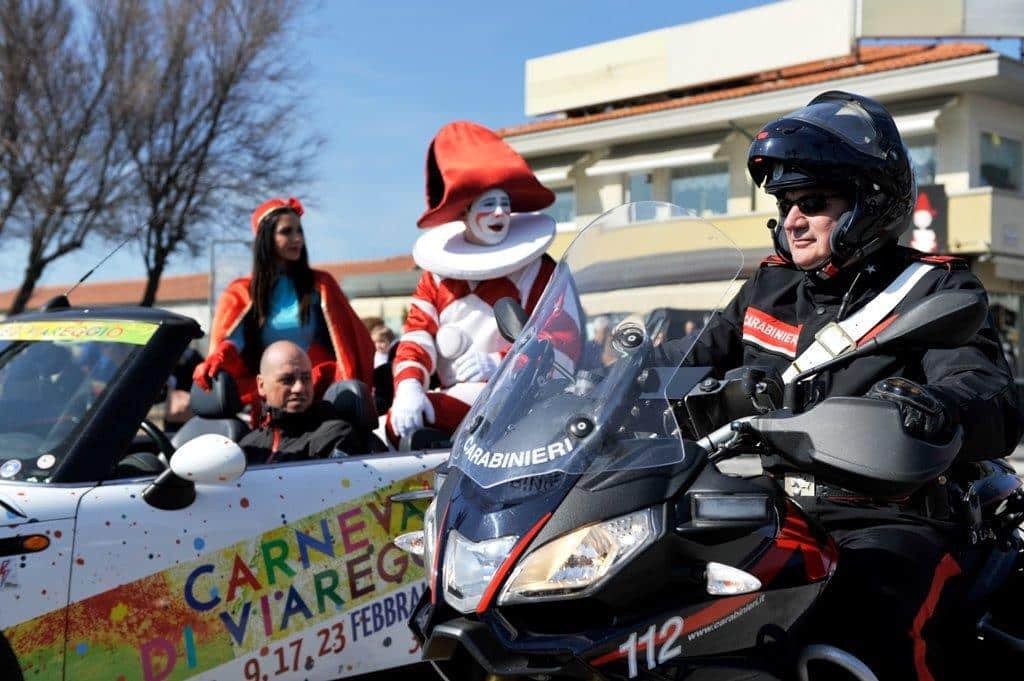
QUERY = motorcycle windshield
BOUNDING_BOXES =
[450,201,742,489]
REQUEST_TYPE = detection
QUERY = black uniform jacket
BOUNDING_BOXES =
[660,245,1021,461]
[240,400,363,465]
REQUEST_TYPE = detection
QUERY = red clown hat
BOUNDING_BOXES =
[417,121,555,228]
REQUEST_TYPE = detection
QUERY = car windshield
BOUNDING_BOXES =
[0,319,157,483]
[449,201,742,489]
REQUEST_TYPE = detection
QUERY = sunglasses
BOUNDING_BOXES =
[777,194,843,217]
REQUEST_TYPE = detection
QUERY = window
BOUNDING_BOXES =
[627,172,657,221]
[980,132,1022,191]
[670,162,728,216]
[905,136,936,186]
[545,187,576,226]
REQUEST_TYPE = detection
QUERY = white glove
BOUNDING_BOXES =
[453,351,501,383]
[391,379,435,437]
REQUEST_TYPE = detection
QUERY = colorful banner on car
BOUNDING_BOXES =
[4,471,432,681]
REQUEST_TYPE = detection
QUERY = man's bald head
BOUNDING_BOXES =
[256,341,313,413]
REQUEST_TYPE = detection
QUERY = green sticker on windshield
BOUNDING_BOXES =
[0,320,158,346]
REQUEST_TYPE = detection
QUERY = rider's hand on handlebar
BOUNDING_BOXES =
[724,365,784,413]
[866,377,952,442]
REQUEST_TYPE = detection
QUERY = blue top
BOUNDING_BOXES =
[228,276,330,352]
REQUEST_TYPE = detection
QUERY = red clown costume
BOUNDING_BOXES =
[388,121,557,440]
[196,197,375,412]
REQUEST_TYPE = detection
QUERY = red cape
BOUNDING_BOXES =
[209,270,375,404]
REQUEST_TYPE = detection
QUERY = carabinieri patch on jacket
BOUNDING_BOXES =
[742,307,801,358]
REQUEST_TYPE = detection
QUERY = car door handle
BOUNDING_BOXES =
[389,490,435,503]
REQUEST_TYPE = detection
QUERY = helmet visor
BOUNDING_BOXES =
[786,99,886,160]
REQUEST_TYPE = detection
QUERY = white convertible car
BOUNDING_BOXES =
[0,306,443,681]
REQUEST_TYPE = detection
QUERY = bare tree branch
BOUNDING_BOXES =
[1,0,133,314]
[102,0,318,306]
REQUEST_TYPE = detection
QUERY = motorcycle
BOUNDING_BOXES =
[400,202,1024,680]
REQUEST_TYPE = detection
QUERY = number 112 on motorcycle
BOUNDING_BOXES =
[617,615,684,678]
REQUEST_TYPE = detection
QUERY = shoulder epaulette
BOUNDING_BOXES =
[760,254,791,267]
[912,253,969,271]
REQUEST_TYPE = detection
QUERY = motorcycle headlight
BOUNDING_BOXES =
[498,508,659,605]
[443,530,518,614]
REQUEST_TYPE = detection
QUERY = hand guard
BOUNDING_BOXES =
[192,341,241,392]
[391,379,435,437]
[866,377,952,442]
[452,350,501,383]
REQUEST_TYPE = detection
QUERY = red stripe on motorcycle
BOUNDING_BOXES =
[749,500,836,585]
[911,553,961,681]
[475,511,552,615]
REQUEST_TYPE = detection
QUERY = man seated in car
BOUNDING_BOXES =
[240,341,366,464]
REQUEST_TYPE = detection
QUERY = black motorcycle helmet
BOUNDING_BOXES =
[747,90,915,276]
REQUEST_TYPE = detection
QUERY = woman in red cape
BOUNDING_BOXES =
[194,197,375,414]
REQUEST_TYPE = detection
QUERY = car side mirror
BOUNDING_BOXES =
[144,435,246,510]
[170,434,246,483]
[494,297,528,343]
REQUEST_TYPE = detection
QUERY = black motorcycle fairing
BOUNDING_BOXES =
[752,397,962,496]
[415,582,824,680]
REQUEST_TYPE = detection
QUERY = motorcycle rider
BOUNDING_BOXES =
[661,90,1021,680]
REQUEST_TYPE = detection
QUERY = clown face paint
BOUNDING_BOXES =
[464,189,511,246]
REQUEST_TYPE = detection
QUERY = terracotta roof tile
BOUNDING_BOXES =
[0,254,418,313]
[498,43,991,138]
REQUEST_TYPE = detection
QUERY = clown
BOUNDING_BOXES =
[389,121,558,440]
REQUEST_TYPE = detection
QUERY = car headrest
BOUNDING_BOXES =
[189,370,243,418]
[323,379,377,432]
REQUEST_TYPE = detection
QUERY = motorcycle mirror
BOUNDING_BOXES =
[870,290,986,350]
[494,297,529,343]
[786,291,988,396]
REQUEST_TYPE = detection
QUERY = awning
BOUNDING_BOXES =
[527,152,589,184]
[891,98,955,138]
[585,131,729,177]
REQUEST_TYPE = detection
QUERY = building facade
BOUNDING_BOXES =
[503,40,1024,369]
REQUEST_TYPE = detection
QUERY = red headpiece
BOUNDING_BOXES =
[417,121,554,228]
[251,197,304,234]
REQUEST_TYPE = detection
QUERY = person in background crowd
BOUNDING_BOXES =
[370,323,396,368]
[388,121,558,443]
[193,197,375,422]
[239,341,366,464]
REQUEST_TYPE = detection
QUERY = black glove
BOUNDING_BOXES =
[723,365,784,414]
[866,377,952,442]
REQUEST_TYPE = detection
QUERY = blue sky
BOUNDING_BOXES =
[4,1,1019,295]
[0,0,773,293]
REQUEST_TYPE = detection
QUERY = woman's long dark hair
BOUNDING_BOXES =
[242,208,315,371]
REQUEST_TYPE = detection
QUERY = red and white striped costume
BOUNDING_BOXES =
[392,254,556,434]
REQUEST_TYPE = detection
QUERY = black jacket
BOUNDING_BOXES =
[240,401,364,465]
[660,245,1021,460]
